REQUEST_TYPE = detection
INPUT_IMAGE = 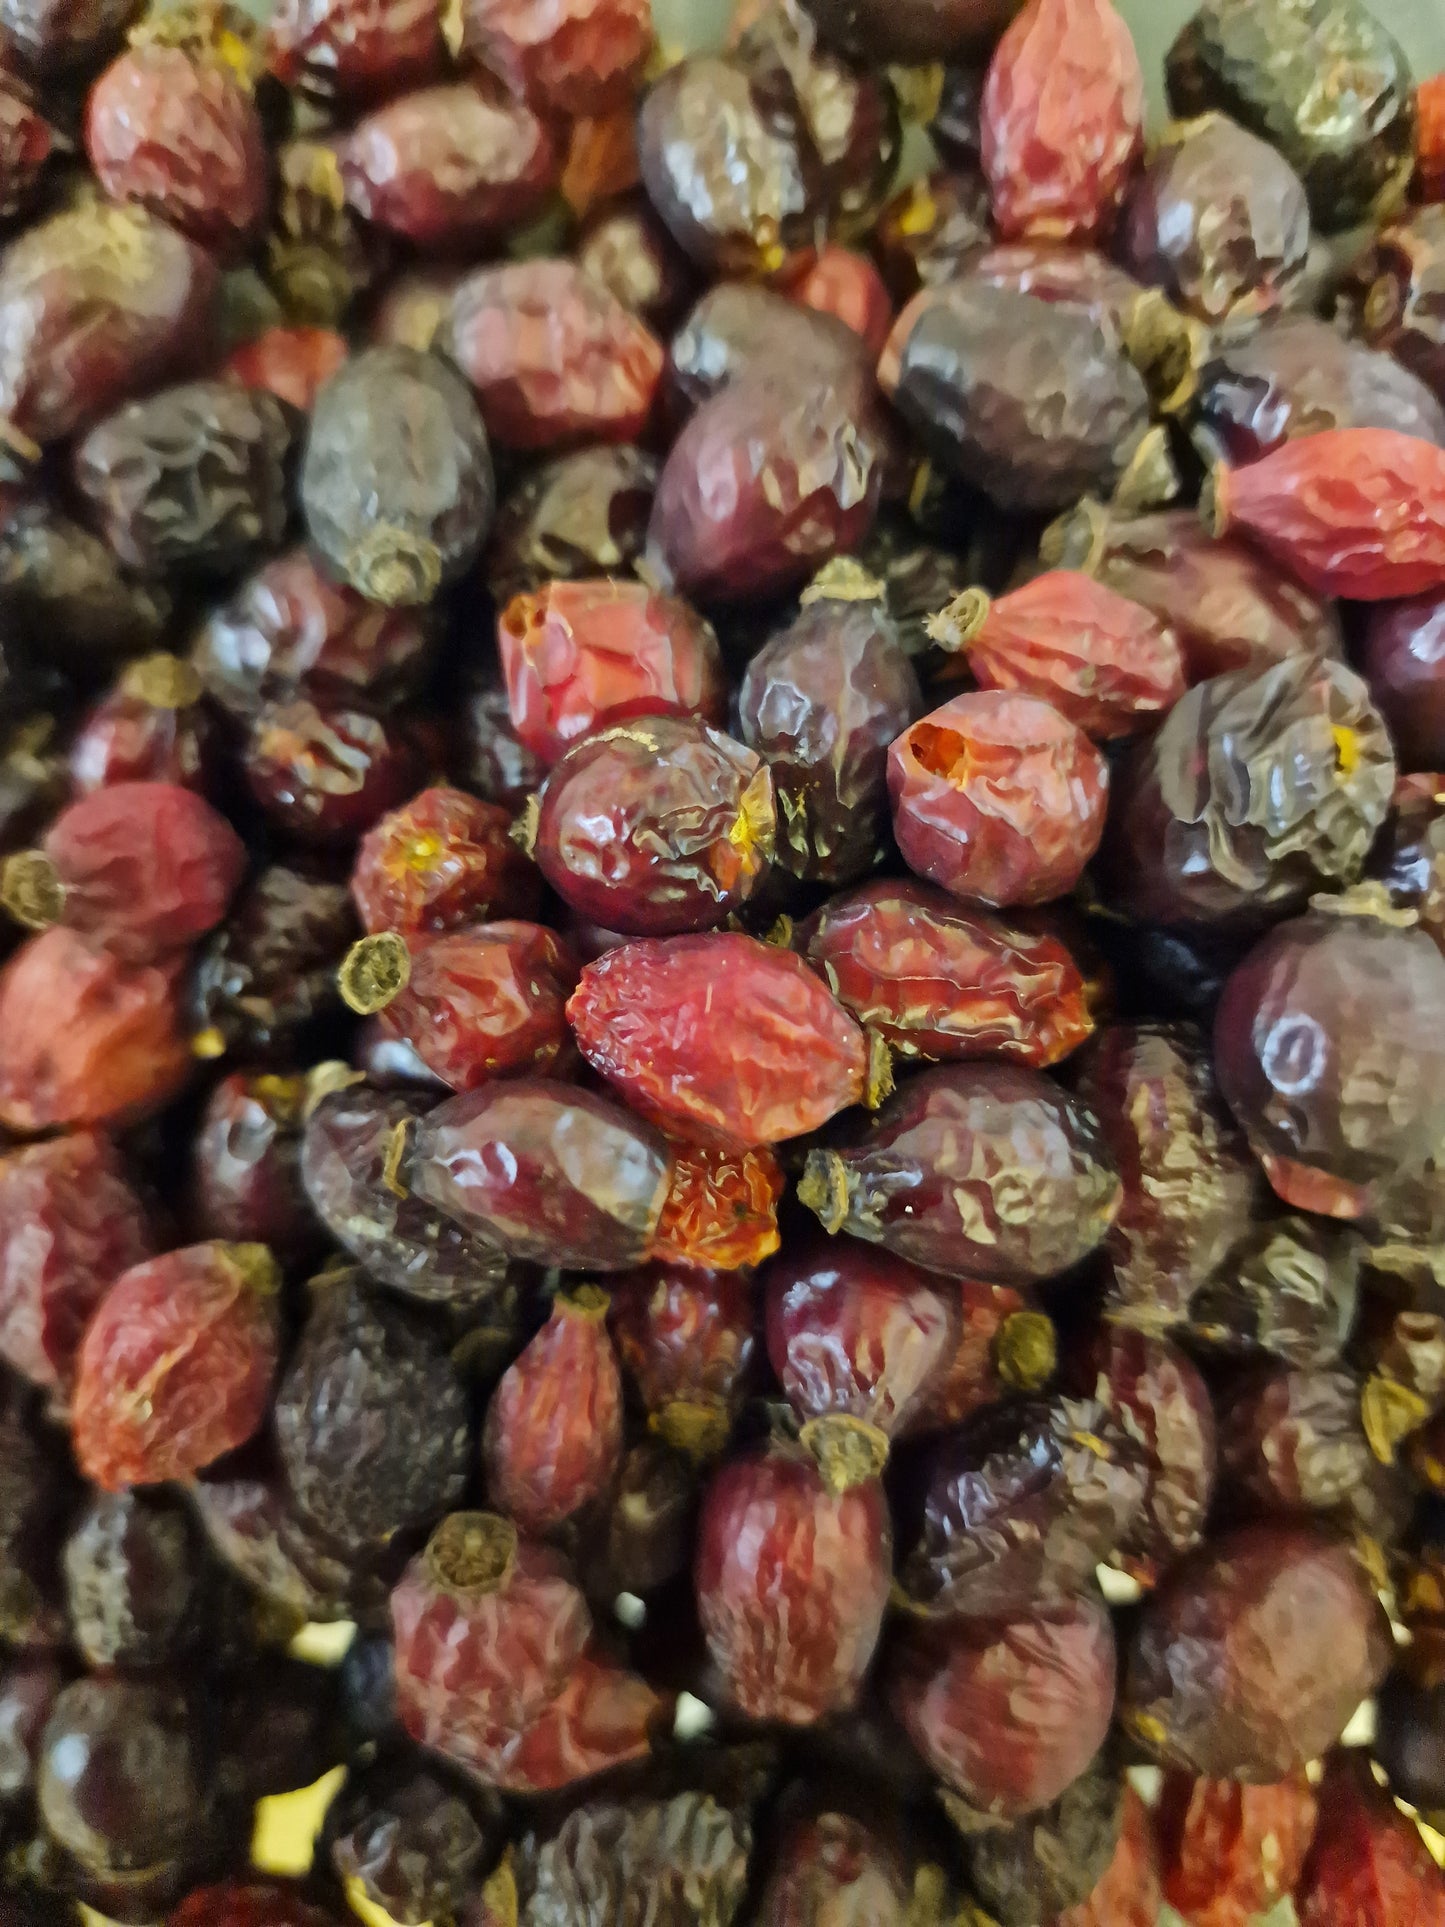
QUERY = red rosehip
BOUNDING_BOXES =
[351,786,538,935]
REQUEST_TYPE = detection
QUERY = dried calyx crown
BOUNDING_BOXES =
[338,931,412,1013]
[425,1510,519,1595]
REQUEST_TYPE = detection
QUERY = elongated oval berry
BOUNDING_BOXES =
[72,1242,279,1491]
[568,932,875,1145]
[651,1135,783,1274]
[981,0,1144,242]
[889,691,1109,907]
[351,787,537,936]
[666,282,869,417]
[1295,1756,1445,1927]
[409,1079,673,1270]
[797,878,1094,1067]
[799,1063,1121,1284]
[1207,429,1445,601]
[931,572,1185,741]
[483,1288,624,1535]
[534,717,775,937]
[607,1264,756,1450]
[695,1433,892,1725]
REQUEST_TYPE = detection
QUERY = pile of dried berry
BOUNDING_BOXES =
[1,0,1445,1919]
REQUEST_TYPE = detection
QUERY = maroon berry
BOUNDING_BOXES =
[351,786,537,936]
[458,0,650,115]
[244,699,422,847]
[192,1072,318,1263]
[70,655,215,796]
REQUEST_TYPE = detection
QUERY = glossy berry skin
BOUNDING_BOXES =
[459,0,649,119]
[85,47,269,257]
[0,929,190,1133]
[1213,902,1445,1220]
[0,1654,63,1816]
[888,1595,1116,1820]
[1216,1363,1378,1524]
[445,260,663,453]
[0,1132,151,1405]
[485,448,658,605]
[666,282,868,417]
[1156,1770,1318,1927]
[0,202,216,447]
[187,863,354,1063]
[410,1078,673,1270]
[72,1242,279,1491]
[352,787,537,936]
[889,690,1108,908]
[652,1134,783,1273]
[799,0,1017,61]
[266,0,442,101]
[468,1648,665,1793]
[326,1759,492,1927]
[1187,1213,1360,1371]
[569,933,871,1145]
[34,781,246,965]
[224,326,349,414]
[535,717,774,937]
[577,193,696,332]
[800,1063,1120,1285]
[789,247,892,356]
[1209,428,1445,602]
[908,1277,1054,1435]
[302,348,494,607]
[194,548,433,720]
[1122,1523,1390,1780]
[943,571,1186,742]
[1360,589,1445,771]
[63,1489,198,1671]
[955,1758,1130,1927]
[1358,208,1445,409]
[498,578,725,767]
[192,1072,317,1262]
[391,1511,592,1765]
[244,699,421,847]
[339,82,554,250]
[695,1434,891,1725]
[737,588,921,885]
[0,76,52,222]
[484,1289,624,1534]
[798,878,1093,1067]
[71,655,216,796]
[0,498,170,671]
[1296,1756,1445,1927]
[607,1263,756,1440]
[375,922,577,1091]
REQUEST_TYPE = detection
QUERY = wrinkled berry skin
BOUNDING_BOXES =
[445,260,663,452]
[956,1759,1127,1927]
[1360,589,1445,772]
[193,1072,317,1263]
[1186,1212,1360,1370]
[790,247,892,357]
[0,929,190,1133]
[879,280,1150,514]
[889,1595,1116,1819]
[909,1277,1052,1435]
[0,1132,151,1405]
[275,1275,470,1551]
[1122,1523,1390,1780]
[1052,1785,1163,1927]
[410,1078,673,1270]
[1157,1770,1319,1927]
[460,0,649,116]
[326,1758,492,1927]
[74,381,295,579]
[0,0,131,74]
[1357,205,1445,405]
[1214,902,1445,1221]
[608,1262,756,1431]
[756,1810,912,1927]
[577,193,696,332]
[301,1087,513,1311]
[647,370,886,605]
[695,1435,891,1725]
[486,447,658,605]
[872,169,992,302]
[72,1242,279,1491]
[499,578,725,767]
[85,47,269,256]
[1296,1756,1445,1926]
[266,0,442,102]
[462,1648,665,1791]
[170,1887,336,1927]
[71,656,216,796]
[302,348,494,608]
[352,787,536,936]
[801,1063,1120,1285]
[1103,656,1395,930]
[0,499,170,671]
[889,690,1109,908]
[653,1135,782,1273]
[738,590,921,885]
[667,281,869,416]
[0,77,51,223]
[536,717,774,937]
[224,326,349,414]
[799,878,1093,1067]
[981,0,1144,243]
[1117,112,1308,323]
[340,82,554,250]
[1216,1363,1377,1526]
[244,699,421,847]
[569,932,870,1145]
[63,1489,198,1671]
[190,1474,379,1627]
[187,863,354,1063]
[377,923,577,1090]
[484,1289,624,1534]
[1165,0,1415,231]
[0,203,215,447]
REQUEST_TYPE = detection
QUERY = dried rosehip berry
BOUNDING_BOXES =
[193,547,432,720]
[930,571,1185,742]
[1214,894,1445,1220]
[1375,1669,1445,1818]
[498,578,725,767]
[534,717,775,936]
[756,1809,914,1927]
[558,105,639,219]
[0,1378,73,1649]
[470,1647,666,1793]
[7,781,245,965]
[63,1489,198,1670]
[652,1135,782,1274]
[1421,75,1445,206]
[1122,1522,1390,1778]
[0,1132,151,1405]
[980,0,1144,242]
[1216,1361,1379,1524]
[275,1273,471,1549]
[1156,1769,1318,1927]
[608,1263,756,1450]
[1369,772,1445,953]
[908,1277,1056,1435]
[339,81,554,250]
[0,1655,62,1817]
[169,1886,335,1927]
[70,655,215,797]
[243,698,422,846]
[459,0,649,116]
[569,932,874,1146]
[484,1287,624,1535]
[391,1510,592,1762]
[190,1474,374,1627]
[800,1063,1121,1284]
[351,788,536,937]
[301,348,494,606]
[187,863,354,1062]
[889,690,1109,908]
[409,1078,673,1270]
[789,247,892,357]
[581,1438,694,1597]
[301,1086,513,1311]
[0,202,215,447]
[667,281,868,417]
[1296,1756,1445,1926]
[577,193,695,332]
[889,1595,1117,1819]
[879,281,1150,512]
[224,326,348,413]
[1207,428,1445,602]
[1057,1784,1162,1927]
[485,447,658,605]
[266,0,441,101]
[326,1757,493,1927]
[444,259,663,453]
[954,1758,1126,1927]
[871,169,992,303]
[0,928,190,1133]
[1360,589,1445,772]
[695,1430,891,1724]
[0,76,51,223]
[1186,1212,1360,1369]
[192,1072,317,1263]
[0,499,170,671]
[798,878,1094,1068]
[85,46,269,256]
